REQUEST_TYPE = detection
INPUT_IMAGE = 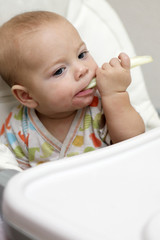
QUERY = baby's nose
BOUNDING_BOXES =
[75,64,89,80]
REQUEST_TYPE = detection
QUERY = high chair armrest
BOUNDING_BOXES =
[0,170,19,213]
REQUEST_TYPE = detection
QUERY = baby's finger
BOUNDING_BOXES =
[118,52,130,70]
[101,62,110,70]
[109,57,121,67]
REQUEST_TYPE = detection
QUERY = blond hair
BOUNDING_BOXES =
[0,11,64,87]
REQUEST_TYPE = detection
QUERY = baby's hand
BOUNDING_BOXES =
[96,52,131,98]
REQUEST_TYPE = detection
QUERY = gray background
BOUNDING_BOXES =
[107,0,160,110]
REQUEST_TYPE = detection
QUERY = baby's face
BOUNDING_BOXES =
[23,19,98,118]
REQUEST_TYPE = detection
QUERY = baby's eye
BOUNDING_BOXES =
[78,51,88,59]
[53,67,65,76]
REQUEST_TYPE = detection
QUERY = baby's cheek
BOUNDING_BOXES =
[90,56,98,73]
[93,62,98,74]
[95,67,100,77]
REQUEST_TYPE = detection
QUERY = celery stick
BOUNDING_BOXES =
[130,55,153,68]
[85,78,96,90]
[85,55,153,90]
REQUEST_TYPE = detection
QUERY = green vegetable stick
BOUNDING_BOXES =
[85,55,153,90]
[130,55,153,68]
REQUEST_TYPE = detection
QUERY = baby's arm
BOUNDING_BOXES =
[96,52,145,143]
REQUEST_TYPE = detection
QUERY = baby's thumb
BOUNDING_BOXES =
[118,52,130,70]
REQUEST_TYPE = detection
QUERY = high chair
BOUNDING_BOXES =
[0,0,160,239]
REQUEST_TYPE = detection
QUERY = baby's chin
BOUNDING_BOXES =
[73,96,95,110]
[72,88,96,109]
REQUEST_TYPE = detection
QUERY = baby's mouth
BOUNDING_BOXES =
[75,88,95,97]
[74,77,96,97]
[84,77,96,90]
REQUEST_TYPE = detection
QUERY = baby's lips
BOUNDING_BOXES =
[85,55,153,90]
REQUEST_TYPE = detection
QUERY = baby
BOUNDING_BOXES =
[0,11,144,170]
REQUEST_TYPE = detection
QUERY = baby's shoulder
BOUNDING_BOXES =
[4,104,29,126]
[11,104,26,118]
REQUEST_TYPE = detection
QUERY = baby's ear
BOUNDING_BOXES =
[11,85,38,108]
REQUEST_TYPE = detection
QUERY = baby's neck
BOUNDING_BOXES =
[36,111,77,143]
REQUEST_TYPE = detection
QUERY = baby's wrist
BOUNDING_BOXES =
[101,91,131,108]
[101,90,128,100]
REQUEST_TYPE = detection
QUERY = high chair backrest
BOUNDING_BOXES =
[0,0,160,129]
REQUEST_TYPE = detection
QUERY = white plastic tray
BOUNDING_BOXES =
[2,128,160,240]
